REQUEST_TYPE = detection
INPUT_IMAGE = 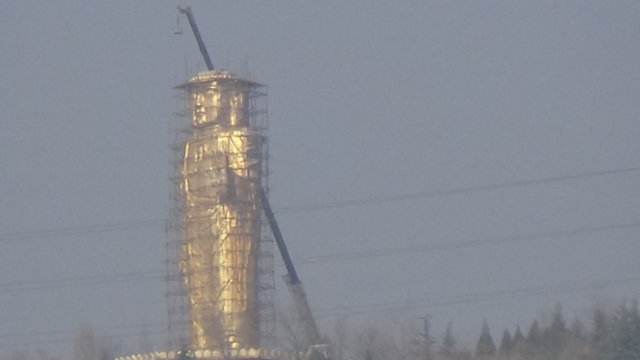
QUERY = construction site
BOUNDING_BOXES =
[116,7,326,360]
[4,3,640,360]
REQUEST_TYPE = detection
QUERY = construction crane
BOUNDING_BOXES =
[178,6,214,71]
[177,5,324,352]
[260,191,322,347]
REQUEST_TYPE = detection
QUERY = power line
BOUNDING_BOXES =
[0,271,162,294]
[1,165,638,242]
[0,329,169,351]
[2,276,638,349]
[295,220,640,265]
[276,165,640,213]
[1,221,637,293]
[313,276,640,319]
[0,321,166,340]
[0,219,163,243]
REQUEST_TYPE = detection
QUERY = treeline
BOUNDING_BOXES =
[474,302,640,360]
[4,302,639,360]
[4,324,116,360]
[327,301,640,360]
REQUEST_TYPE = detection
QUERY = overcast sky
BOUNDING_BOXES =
[1,1,639,358]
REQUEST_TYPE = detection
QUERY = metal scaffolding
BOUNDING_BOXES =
[166,70,275,353]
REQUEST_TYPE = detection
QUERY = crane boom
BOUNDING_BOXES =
[178,6,214,71]
[260,189,300,284]
[260,190,322,345]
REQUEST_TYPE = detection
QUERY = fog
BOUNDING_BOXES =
[1,2,639,359]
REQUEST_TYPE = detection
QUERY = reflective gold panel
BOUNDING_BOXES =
[180,71,264,350]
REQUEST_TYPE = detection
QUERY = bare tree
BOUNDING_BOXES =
[378,312,416,360]
[330,316,349,360]
[353,324,398,360]
[280,312,309,360]
[72,323,118,360]
[138,321,154,354]
[357,326,379,360]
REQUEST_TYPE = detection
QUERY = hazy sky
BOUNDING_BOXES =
[1,1,639,358]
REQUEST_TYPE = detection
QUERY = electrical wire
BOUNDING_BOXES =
[0,166,638,350]
[276,165,640,213]
[313,276,640,319]
[0,219,163,243]
[1,329,168,351]
[1,276,638,349]
[295,220,640,265]
[0,321,166,340]
[1,165,638,243]
[0,221,637,293]
[0,271,162,293]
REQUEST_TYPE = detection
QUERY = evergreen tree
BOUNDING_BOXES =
[413,315,434,360]
[511,325,525,357]
[628,300,640,358]
[526,320,542,357]
[512,325,525,345]
[544,303,567,358]
[475,320,496,358]
[560,318,589,360]
[569,317,586,340]
[498,329,512,357]
[440,321,456,359]
[364,349,373,360]
[609,301,640,360]
[591,307,611,360]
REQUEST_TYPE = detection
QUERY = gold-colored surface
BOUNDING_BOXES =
[180,71,264,350]
[115,348,305,360]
